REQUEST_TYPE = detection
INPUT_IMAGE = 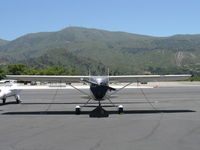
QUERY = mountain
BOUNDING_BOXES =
[0,39,14,65]
[21,48,107,75]
[0,39,9,46]
[1,27,200,75]
[0,27,156,59]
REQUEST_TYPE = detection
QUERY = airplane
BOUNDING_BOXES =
[5,74,191,117]
[0,82,21,104]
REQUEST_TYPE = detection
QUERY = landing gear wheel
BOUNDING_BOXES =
[2,98,6,104]
[15,95,21,104]
[16,99,21,104]
[118,105,123,114]
[75,105,81,115]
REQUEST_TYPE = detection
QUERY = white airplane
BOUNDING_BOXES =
[5,74,191,117]
[0,82,21,104]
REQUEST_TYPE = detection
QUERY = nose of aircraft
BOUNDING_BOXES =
[96,78,103,85]
[0,93,4,99]
[0,90,9,99]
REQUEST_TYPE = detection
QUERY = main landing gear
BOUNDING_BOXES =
[118,105,124,114]
[75,102,124,117]
[1,95,21,105]
[75,105,81,115]
[15,95,21,104]
[2,98,6,104]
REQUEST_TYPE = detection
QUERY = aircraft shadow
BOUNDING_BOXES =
[0,101,19,106]
[22,101,154,105]
[2,109,195,115]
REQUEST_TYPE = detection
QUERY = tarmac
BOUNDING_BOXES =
[0,83,200,150]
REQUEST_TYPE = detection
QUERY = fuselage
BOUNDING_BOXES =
[0,84,20,100]
[89,76,110,101]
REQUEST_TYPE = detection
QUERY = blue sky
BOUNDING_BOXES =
[0,0,200,40]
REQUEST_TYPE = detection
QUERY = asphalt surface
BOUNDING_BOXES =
[0,86,200,150]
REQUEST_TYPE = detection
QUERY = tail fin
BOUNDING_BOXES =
[4,80,18,88]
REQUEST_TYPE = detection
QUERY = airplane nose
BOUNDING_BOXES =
[96,78,102,85]
[0,93,6,99]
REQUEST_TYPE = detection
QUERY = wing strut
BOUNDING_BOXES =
[68,83,92,99]
[108,82,134,96]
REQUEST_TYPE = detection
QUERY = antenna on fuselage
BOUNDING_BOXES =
[89,69,91,76]
[89,69,91,82]
[107,68,110,83]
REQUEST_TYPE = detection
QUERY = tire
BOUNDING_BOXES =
[15,95,21,104]
[75,106,81,115]
[16,99,21,104]
[118,105,123,114]
[2,98,6,104]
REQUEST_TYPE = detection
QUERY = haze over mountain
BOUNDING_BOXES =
[0,27,200,75]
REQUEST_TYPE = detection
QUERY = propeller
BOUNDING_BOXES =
[106,85,116,91]
[81,78,116,91]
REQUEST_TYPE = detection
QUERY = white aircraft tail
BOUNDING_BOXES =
[4,81,18,88]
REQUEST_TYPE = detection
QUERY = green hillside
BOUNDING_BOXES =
[21,48,107,75]
[1,27,200,75]
[0,27,156,59]
[0,39,9,46]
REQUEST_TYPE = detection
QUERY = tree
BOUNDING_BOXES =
[0,65,6,79]
[39,66,66,75]
[7,63,27,75]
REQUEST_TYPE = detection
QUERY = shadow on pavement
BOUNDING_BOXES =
[0,101,19,106]
[21,101,155,105]
[2,109,195,115]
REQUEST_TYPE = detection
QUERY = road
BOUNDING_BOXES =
[0,86,200,150]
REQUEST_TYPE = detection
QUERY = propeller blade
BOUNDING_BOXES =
[81,78,116,91]
[81,78,97,85]
[104,85,116,91]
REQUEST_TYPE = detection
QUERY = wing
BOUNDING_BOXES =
[6,74,191,83]
[109,74,191,83]
[10,85,90,90]
[6,75,90,83]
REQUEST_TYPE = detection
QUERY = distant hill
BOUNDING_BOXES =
[0,27,156,59]
[0,39,9,46]
[1,27,200,75]
[21,48,107,75]
[0,39,14,65]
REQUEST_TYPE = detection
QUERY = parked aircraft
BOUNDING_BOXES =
[0,82,21,104]
[5,74,191,117]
